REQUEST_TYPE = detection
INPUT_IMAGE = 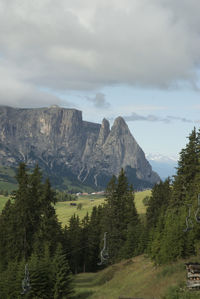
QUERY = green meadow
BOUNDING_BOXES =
[134,189,151,214]
[0,190,151,226]
[55,195,105,226]
[55,190,151,226]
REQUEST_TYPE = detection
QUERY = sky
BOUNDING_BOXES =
[0,0,200,159]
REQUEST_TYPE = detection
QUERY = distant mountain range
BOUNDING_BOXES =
[0,106,160,191]
[146,153,178,180]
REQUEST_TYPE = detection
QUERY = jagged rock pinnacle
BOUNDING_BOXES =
[97,118,110,146]
[0,106,160,189]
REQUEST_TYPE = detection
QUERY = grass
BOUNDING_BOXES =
[55,195,105,226]
[0,188,151,225]
[0,195,10,211]
[56,190,151,226]
[73,255,199,299]
[134,189,151,215]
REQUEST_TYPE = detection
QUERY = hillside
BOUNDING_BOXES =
[73,255,200,299]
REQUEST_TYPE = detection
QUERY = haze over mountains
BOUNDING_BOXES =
[0,105,160,190]
[146,153,177,180]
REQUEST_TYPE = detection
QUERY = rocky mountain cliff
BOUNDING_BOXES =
[0,105,160,190]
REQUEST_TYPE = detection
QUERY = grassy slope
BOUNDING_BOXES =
[55,195,105,226]
[71,189,199,299]
[0,195,9,211]
[55,190,151,226]
[73,255,200,299]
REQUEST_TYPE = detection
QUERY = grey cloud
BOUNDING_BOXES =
[123,112,193,123]
[0,67,73,108]
[86,93,110,109]
[1,0,200,104]
[167,116,193,123]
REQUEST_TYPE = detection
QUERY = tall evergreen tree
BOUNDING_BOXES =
[87,205,103,271]
[34,178,62,255]
[80,212,90,272]
[68,214,82,274]
[173,128,200,207]
[146,178,171,229]
[53,244,73,299]
[102,169,140,262]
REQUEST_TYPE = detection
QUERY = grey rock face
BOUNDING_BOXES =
[0,106,160,189]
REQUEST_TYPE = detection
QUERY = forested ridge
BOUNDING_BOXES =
[1,128,200,298]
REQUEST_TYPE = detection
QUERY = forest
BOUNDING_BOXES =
[1,128,200,298]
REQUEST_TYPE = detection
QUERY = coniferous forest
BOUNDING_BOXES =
[1,128,200,298]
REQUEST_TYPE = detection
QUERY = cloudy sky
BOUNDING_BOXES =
[1,0,200,159]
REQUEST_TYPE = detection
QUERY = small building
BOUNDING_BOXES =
[186,263,200,289]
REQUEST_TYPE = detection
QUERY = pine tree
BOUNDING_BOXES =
[0,199,15,267]
[53,244,73,299]
[102,169,140,262]
[146,178,171,229]
[0,260,19,299]
[81,212,90,272]
[172,128,200,207]
[87,205,103,271]
[34,178,62,255]
[27,252,52,299]
[68,214,82,273]
[12,163,32,260]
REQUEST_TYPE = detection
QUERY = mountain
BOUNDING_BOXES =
[146,153,177,180]
[0,106,160,190]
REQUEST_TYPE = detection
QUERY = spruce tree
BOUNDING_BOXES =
[146,178,171,229]
[81,212,90,272]
[34,178,62,255]
[68,214,82,273]
[87,205,103,271]
[0,199,15,267]
[173,128,200,207]
[102,169,140,262]
[53,244,73,299]
[27,252,52,299]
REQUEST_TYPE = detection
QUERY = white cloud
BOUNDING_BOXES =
[0,0,200,105]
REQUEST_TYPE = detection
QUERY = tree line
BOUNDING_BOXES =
[146,128,200,264]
